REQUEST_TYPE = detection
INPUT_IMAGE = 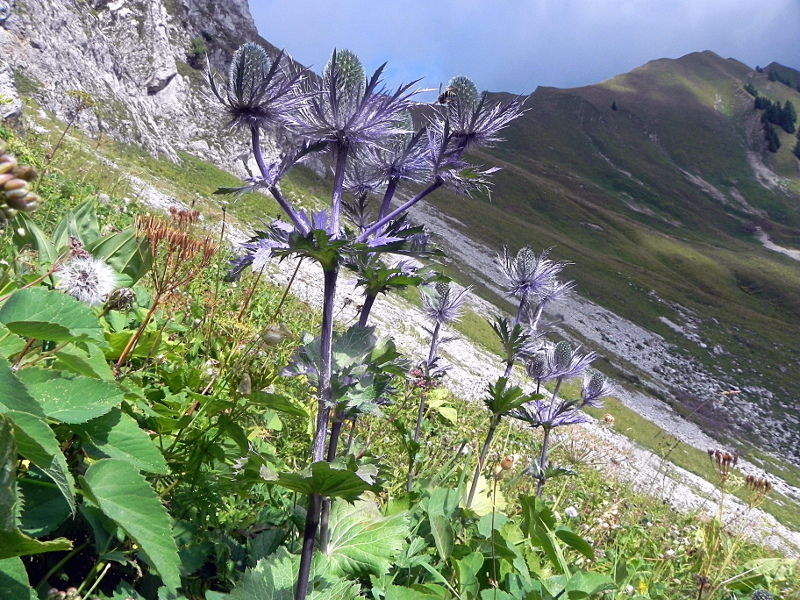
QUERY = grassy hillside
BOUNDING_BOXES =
[420,51,800,460]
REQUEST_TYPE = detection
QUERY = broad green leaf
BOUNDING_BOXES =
[53,343,114,380]
[17,368,123,424]
[11,213,57,265]
[520,496,569,575]
[0,528,72,559]
[275,461,374,501]
[52,200,101,249]
[0,288,104,344]
[428,514,454,560]
[462,474,507,517]
[81,459,180,591]
[0,359,44,417]
[228,547,359,600]
[0,416,16,531]
[555,527,594,560]
[385,585,448,600]
[74,408,168,474]
[0,557,36,600]
[8,410,76,513]
[564,571,616,597]
[104,330,164,360]
[454,551,483,598]
[227,547,294,600]
[0,324,26,359]
[323,497,408,578]
[18,478,71,537]
[479,590,516,600]
[89,228,152,287]
[248,391,308,417]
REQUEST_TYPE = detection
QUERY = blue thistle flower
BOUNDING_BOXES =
[421,281,471,325]
[290,49,421,146]
[497,247,567,310]
[581,371,614,407]
[208,43,306,130]
[541,340,596,381]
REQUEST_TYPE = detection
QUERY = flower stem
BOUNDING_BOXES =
[535,427,553,497]
[357,179,442,242]
[466,414,501,508]
[329,142,350,234]
[378,176,399,220]
[294,492,321,600]
[357,293,377,327]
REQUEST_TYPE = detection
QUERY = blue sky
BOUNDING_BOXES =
[250,0,800,95]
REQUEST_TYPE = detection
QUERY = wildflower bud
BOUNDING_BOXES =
[564,506,579,519]
[603,414,615,425]
[492,464,504,479]
[13,164,37,181]
[260,323,292,345]
[2,177,27,191]
[447,75,479,109]
[324,49,365,99]
[553,341,572,371]
[751,590,774,600]
[500,454,516,470]
[237,373,252,396]
[105,287,137,311]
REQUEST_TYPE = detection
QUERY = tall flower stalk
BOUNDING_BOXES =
[209,44,524,599]
[466,247,568,508]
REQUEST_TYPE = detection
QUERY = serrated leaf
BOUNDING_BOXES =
[53,343,114,380]
[0,359,44,418]
[81,459,180,591]
[228,547,295,600]
[7,411,76,514]
[16,368,123,424]
[0,556,36,600]
[74,408,168,474]
[323,497,408,578]
[274,461,373,500]
[0,528,72,559]
[0,416,16,531]
[0,288,104,344]
[89,228,152,287]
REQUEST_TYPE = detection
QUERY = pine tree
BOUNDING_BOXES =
[793,139,800,160]
[611,100,618,111]
[780,100,797,133]
[765,124,781,152]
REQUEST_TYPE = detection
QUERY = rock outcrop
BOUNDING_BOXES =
[0,0,278,161]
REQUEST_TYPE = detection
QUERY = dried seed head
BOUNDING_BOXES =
[105,287,137,311]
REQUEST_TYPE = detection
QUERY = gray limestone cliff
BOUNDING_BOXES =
[0,0,279,161]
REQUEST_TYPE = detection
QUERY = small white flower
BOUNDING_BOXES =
[564,506,579,519]
[55,256,117,306]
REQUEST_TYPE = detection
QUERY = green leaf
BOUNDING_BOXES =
[274,460,374,501]
[248,391,308,418]
[0,288,104,344]
[479,590,516,600]
[485,377,529,415]
[428,513,454,560]
[74,408,168,474]
[81,459,181,591]
[8,411,76,514]
[0,556,36,600]
[89,228,152,287]
[454,551,483,598]
[104,330,164,360]
[17,368,123,424]
[323,497,409,578]
[564,571,616,597]
[520,495,569,575]
[385,585,448,600]
[18,478,71,537]
[555,527,594,560]
[53,343,114,380]
[11,213,57,266]
[52,200,101,249]
[0,416,16,531]
[0,528,72,559]
[228,547,295,600]
[0,324,26,359]
[0,359,43,418]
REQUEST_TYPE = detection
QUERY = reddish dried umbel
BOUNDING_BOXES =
[115,213,218,370]
[707,448,738,482]
[744,474,773,506]
[0,140,42,221]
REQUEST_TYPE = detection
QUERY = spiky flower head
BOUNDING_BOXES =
[421,282,470,325]
[56,256,117,306]
[209,43,305,130]
[497,247,565,308]
[751,590,774,600]
[542,341,596,381]
[292,49,419,145]
[581,371,614,407]
[525,352,548,380]
[323,48,365,100]
[511,397,592,430]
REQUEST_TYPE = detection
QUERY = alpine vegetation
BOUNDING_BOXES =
[210,43,525,598]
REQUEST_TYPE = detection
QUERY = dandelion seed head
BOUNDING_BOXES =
[56,256,117,306]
